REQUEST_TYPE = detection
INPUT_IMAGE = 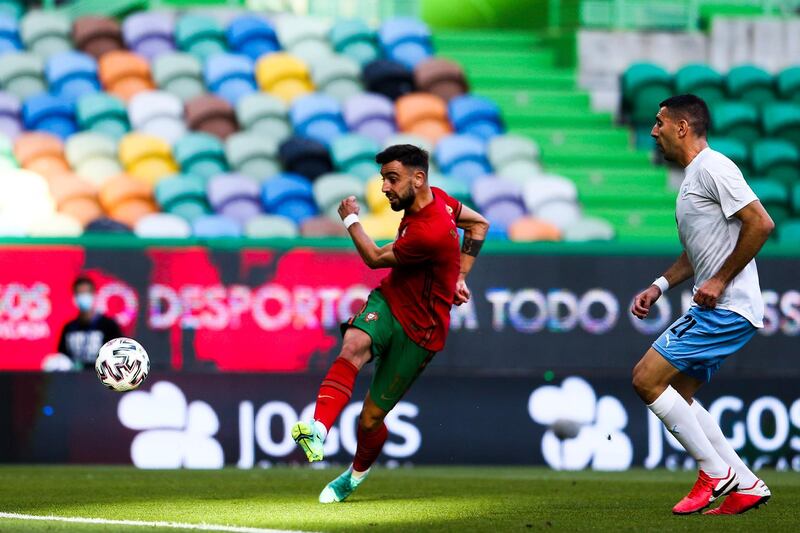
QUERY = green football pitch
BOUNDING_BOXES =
[0,466,797,532]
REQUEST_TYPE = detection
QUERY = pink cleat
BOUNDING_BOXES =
[673,468,739,515]
[704,479,771,515]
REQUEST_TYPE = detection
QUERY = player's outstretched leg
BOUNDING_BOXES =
[704,479,771,515]
[633,349,736,514]
[319,394,388,503]
[292,329,372,463]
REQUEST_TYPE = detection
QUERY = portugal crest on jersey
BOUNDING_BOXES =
[364,312,379,323]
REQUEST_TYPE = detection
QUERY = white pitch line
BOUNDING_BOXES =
[0,512,315,533]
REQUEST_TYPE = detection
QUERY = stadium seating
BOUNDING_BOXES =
[174,132,228,181]
[225,131,280,181]
[235,92,290,139]
[185,94,238,139]
[76,92,129,139]
[98,174,157,227]
[278,136,332,180]
[726,65,775,107]
[749,178,790,226]
[152,52,205,102]
[621,63,672,126]
[204,53,256,106]
[226,15,280,61]
[777,66,800,103]
[73,16,123,59]
[20,10,71,58]
[98,50,155,101]
[507,217,561,242]
[134,212,192,238]
[48,173,102,227]
[311,55,363,102]
[0,91,22,139]
[14,131,69,177]
[363,59,414,101]
[449,95,503,140]
[175,14,226,61]
[379,18,432,69]
[674,64,725,104]
[46,51,100,101]
[330,18,380,67]
[763,102,800,148]
[122,11,175,60]
[0,52,46,100]
[255,52,313,103]
[300,214,347,237]
[488,135,541,179]
[155,175,210,221]
[751,139,800,185]
[275,16,332,65]
[330,134,379,180]
[0,14,22,54]
[313,172,363,219]
[261,172,318,223]
[290,93,347,146]
[65,131,122,186]
[245,214,299,238]
[709,101,760,146]
[343,92,396,143]
[128,90,186,145]
[436,134,491,182]
[471,176,525,237]
[396,92,451,143]
[414,58,468,102]
[192,214,241,237]
[118,132,178,184]
[207,173,263,225]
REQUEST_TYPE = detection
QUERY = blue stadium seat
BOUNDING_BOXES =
[207,173,263,225]
[343,92,396,143]
[204,53,257,106]
[449,95,504,140]
[330,18,381,66]
[261,172,318,224]
[436,134,492,182]
[0,14,21,53]
[192,214,242,238]
[22,93,76,139]
[123,11,175,60]
[46,51,100,101]
[226,15,280,61]
[278,136,333,180]
[362,59,414,101]
[378,18,432,69]
[290,93,347,146]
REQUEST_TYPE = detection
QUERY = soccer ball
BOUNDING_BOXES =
[95,337,150,392]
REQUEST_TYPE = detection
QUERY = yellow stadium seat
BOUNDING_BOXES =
[365,174,392,214]
[359,210,401,240]
[255,53,313,103]
[118,133,178,185]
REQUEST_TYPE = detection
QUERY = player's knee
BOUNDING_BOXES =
[338,341,370,369]
[358,410,385,432]
[631,364,655,403]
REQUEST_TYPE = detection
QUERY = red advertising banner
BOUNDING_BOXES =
[0,246,383,371]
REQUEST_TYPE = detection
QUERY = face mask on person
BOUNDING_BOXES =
[75,293,95,312]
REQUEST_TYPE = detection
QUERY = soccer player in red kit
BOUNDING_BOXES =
[291,144,490,503]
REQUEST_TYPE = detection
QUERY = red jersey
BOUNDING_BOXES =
[379,187,462,351]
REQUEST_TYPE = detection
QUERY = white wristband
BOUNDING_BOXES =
[342,213,359,229]
[652,276,670,293]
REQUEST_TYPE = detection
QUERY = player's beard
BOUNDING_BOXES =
[388,185,415,212]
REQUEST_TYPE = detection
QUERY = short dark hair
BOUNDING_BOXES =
[72,276,95,292]
[375,144,429,174]
[659,94,710,137]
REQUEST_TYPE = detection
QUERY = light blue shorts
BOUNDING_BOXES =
[652,306,757,383]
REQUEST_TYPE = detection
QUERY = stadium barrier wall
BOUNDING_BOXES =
[0,240,798,376]
[1,372,799,470]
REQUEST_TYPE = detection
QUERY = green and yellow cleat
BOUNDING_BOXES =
[291,421,324,462]
[318,467,369,504]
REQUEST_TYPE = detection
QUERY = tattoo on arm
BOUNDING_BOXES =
[461,236,484,257]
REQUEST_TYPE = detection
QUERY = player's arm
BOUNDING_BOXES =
[454,204,490,305]
[631,252,693,319]
[339,196,399,269]
[694,200,774,308]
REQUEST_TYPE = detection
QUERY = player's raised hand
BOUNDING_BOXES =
[338,196,360,220]
[453,278,471,306]
[631,285,661,319]
[693,277,724,308]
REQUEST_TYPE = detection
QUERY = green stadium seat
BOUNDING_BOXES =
[330,19,380,66]
[0,52,45,100]
[76,92,130,140]
[245,214,299,238]
[762,102,800,149]
[175,14,227,61]
[488,134,540,175]
[674,64,725,104]
[621,63,672,125]
[311,55,363,103]
[726,65,775,107]
[235,92,290,140]
[777,219,800,243]
[708,137,749,177]
[330,134,379,180]
[776,66,800,103]
[709,101,760,146]
[224,131,280,182]
[791,181,800,215]
[152,52,205,102]
[155,175,211,222]
[0,0,23,20]
[563,216,615,242]
[313,172,364,219]
[749,178,790,227]
[20,10,71,58]
[173,132,228,181]
[751,139,800,185]
[429,172,472,208]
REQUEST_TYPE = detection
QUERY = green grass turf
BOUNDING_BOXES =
[0,466,797,532]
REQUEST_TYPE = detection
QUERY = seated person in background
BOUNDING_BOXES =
[58,276,122,370]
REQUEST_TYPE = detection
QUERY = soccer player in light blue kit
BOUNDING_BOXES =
[631,95,775,515]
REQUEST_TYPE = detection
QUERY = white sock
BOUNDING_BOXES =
[647,386,729,478]
[350,466,369,480]
[691,399,758,487]
[313,420,328,441]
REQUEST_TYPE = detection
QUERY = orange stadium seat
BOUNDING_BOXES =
[13,132,69,178]
[98,50,155,101]
[99,174,158,227]
[47,172,103,226]
[508,216,562,242]
[395,92,452,143]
